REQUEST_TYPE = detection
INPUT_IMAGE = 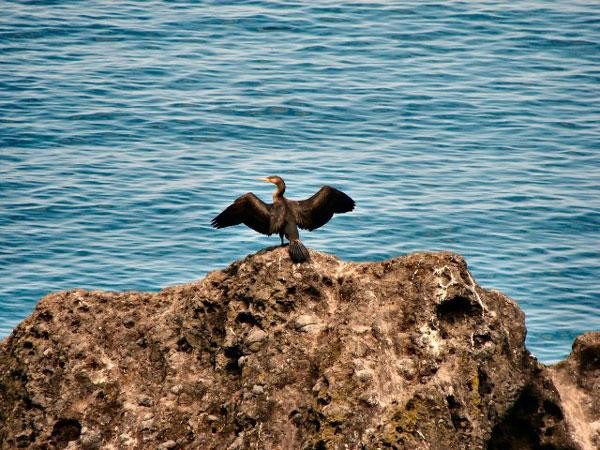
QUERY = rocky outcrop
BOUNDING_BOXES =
[548,333,600,450]
[0,248,597,449]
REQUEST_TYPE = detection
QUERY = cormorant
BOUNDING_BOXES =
[211,176,355,262]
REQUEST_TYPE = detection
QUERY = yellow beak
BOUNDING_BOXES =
[257,177,271,183]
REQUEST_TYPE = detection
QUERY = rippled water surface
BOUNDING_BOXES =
[1,1,599,363]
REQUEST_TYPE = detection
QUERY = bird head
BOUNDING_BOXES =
[257,176,284,185]
[257,176,286,194]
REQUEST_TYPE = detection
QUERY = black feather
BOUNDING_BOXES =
[289,240,309,262]
[292,186,355,231]
[211,193,273,235]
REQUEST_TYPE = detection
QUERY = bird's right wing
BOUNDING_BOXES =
[211,193,273,235]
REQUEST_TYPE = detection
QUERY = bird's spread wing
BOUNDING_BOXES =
[211,193,273,235]
[292,186,355,231]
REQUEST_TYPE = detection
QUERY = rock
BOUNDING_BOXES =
[548,332,600,450]
[294,314,322,332]
[245,328,267,352]
[140,419,155,432]
[0,247,597,449]
[79,429,102,450]
[138,395,152,407]
[354,367,375,383]
[158,439,177,449]
[227,432,245,450]
[122,317,135,329]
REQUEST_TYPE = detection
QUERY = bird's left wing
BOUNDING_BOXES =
[211,193,273,235]
[292,186,355,231]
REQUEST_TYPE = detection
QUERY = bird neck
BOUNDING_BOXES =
[272,181,285,200]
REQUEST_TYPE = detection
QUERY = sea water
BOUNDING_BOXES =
[1,1,599,363]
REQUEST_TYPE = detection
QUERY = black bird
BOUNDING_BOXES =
[211,176,355,262]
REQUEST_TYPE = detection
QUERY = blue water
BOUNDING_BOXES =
[1,1,599,363]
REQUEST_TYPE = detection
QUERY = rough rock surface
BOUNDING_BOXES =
[548,333,600,450]
[0,248,597,449]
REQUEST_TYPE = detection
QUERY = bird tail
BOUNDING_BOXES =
[289,240,309,263]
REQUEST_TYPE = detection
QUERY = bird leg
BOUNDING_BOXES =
[279,233,288,247]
